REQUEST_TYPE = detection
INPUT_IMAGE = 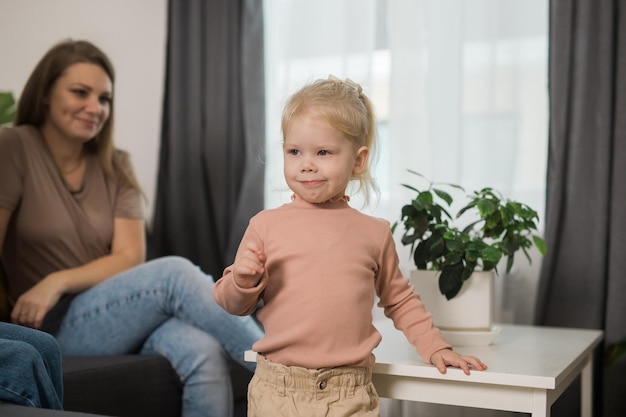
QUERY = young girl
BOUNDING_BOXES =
[213,76,487,416]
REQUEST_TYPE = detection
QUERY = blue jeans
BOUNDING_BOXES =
[0,322,63,410]
[53,256,264,417]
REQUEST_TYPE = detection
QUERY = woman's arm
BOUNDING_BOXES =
[53,217,146,293]
[11,217,146,329]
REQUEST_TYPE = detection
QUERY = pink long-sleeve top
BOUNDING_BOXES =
[213,196,451,369]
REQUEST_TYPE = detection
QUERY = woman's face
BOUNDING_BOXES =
[43,62,112,143]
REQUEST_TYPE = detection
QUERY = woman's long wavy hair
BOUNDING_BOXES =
[16,39,142,193]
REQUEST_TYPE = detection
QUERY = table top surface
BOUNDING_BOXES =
[371,319,603,389]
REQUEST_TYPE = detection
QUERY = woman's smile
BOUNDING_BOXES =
[76,116,98,129]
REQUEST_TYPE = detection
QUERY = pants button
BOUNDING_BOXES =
[319,380,327,390]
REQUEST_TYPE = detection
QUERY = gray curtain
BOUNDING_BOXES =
[148,0,265,279]
[535,1,626,416]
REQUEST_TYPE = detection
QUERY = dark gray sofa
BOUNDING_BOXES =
[0,353,252,417]
[0,403,105,416]
[61,354,252,417]
[62,355,182,416]
[0,266,253,417]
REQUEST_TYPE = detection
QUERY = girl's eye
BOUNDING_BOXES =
[99,96,112,105]
[287,149,300,156]
[318,150,329,156]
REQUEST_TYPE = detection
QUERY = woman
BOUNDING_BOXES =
[0,39,263,417]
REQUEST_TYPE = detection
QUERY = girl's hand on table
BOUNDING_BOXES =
[430,348,488,375]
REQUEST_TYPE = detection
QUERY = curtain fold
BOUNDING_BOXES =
[148,0,265,279]
[535,1,626,416]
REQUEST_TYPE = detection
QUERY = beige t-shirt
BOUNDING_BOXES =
[0,125,142,318]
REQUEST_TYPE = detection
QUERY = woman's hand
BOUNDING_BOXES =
[430,348,488,375]
[10,272,66,329]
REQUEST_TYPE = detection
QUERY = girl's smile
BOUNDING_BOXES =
[299,180,324,187]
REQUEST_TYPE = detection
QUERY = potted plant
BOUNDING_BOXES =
[0,91,17,127]
[392,171,547,337]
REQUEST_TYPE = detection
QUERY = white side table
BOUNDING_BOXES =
[371,319,603,417]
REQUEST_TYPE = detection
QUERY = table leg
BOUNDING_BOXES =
[581,353,593,417]
[531,389,549,417]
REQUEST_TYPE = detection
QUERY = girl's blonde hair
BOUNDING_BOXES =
[281,76,379,206]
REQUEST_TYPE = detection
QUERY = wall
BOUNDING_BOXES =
[0,0,167,220]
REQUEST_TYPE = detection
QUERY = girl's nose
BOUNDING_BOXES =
[300,157,316,172]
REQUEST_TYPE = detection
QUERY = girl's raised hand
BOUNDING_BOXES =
[232,243,266,289]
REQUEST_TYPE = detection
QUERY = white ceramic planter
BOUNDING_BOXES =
[410,269,495,331]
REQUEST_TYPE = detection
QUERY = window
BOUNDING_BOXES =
[264,0,548,276]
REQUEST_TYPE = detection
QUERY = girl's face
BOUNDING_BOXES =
[283,114,368,204]
[43,62,112,144]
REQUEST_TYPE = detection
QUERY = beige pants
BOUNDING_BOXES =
[248,355,380,417]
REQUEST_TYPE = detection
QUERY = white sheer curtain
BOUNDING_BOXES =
[264,3,547,412]
[263,0,379,209]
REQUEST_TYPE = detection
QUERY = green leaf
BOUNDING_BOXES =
[400,233,419,247]
[466,240,487,252]
[400,203,415,215]
[443,252,462,266]
[476,198,497,216]
[412,241,430,270]
[499,206,512,225]
[464,250,479,262]
[415,191,434,205]
[0,91,17,126]
[457,202,477,217]
[412,213,430,236]
[521,246,532,264]
[438,182,465,192]
[482,261,497,271]
[427,234,445,259]
[400,183,420,194]
[485,213,502,232]
[461,219,481,234]
[505,255,514,273]
[439,263,464,300]
[407,169,428,182]
[533,235,547,255]
[461,261,476,280]
[481,246,502,263]
[445,239,464,252]
[433,188,453,206]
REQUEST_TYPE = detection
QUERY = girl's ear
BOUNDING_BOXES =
[353,146,369,174]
